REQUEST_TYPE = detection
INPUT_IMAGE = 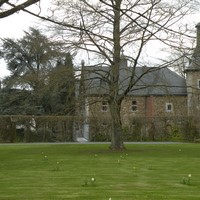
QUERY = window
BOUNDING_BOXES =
[131,100,137,112]
[166,103,173,112]
[102,101,108,112]
[197,79,200,89]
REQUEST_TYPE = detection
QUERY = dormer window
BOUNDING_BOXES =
[102,101,108,112]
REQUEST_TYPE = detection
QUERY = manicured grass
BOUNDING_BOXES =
[0,143,200,199]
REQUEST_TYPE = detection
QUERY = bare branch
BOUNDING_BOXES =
[0,0,39,18]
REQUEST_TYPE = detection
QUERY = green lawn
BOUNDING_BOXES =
[0,143,200,199]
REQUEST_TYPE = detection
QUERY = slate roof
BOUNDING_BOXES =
[82,66,187,96]
[186,57,200,71]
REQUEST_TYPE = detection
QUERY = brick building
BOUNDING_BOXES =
[77,24,200,141]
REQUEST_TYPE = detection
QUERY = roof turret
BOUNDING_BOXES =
[186,23,200,71]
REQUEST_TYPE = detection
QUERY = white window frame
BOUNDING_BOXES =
[101,101,108,112]
[131,100,138,112]
[166,103,173,112]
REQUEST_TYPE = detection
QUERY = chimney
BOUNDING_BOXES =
[120,50,128,68]
[193,23,200,58]
[185,23,200,70]
[81,60,85,68]
[196,23,200,48]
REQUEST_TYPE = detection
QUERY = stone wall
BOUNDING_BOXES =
[186,71,200,115]
[153,96,187,116]
[86,95,187,120]
[84,95,191,141]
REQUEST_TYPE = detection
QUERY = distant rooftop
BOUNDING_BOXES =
[83,66,187,96]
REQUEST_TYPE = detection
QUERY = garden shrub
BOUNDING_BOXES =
[0,115,75,143]
[0,116,16,142]
[89,116,111,141]
[0,115,200,143]
[184,117,200,142]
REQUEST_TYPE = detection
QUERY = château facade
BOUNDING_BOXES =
[77,23,200,141]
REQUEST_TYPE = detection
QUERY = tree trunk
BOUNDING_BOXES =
[108,0,125,150]
[109,54,124,149]
[109,99,125,150]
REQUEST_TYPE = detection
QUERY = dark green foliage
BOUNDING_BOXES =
[1,28,63,89]
[45,53,76,115]
[0,115,75,143]
[0,116,16,142]
[0,88,30,114]
[0,28,75,116]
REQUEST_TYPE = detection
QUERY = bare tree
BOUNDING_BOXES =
[0,0,40,18]
[2,0,197,149]
[167,25,196,77]
[41,0,199,150]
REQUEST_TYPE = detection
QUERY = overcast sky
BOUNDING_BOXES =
[0,2,199,80]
